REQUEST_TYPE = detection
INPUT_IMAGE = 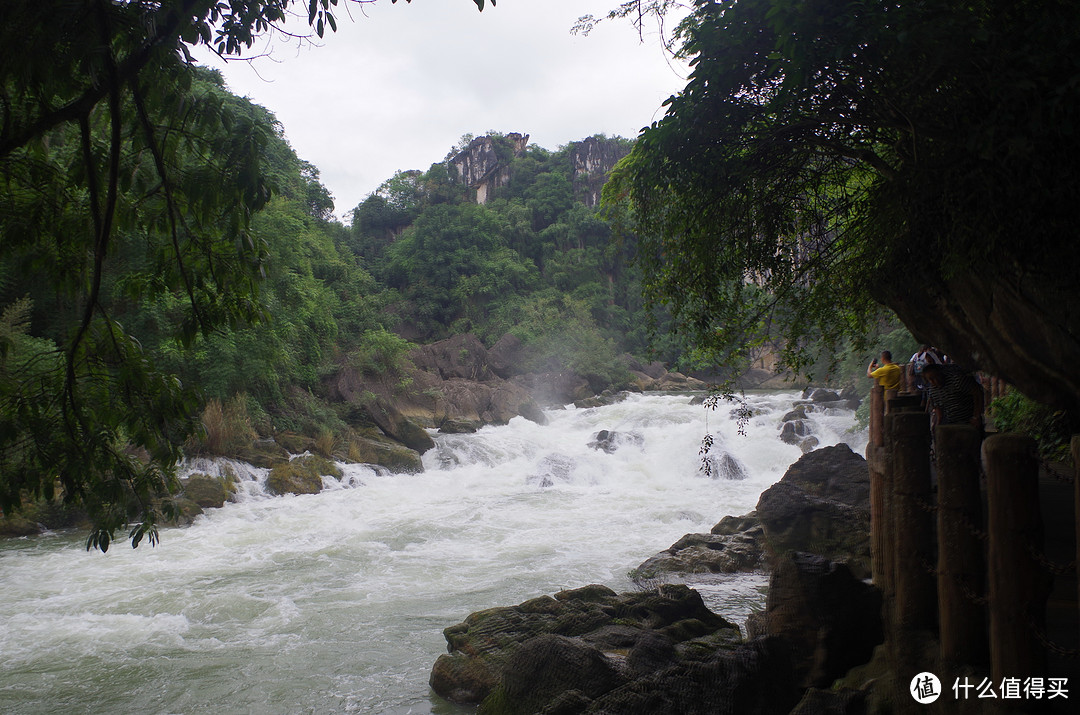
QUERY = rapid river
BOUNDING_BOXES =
[0,391,863,714]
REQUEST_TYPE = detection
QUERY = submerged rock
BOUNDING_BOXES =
[700,451,749,480]
[587,429,644,454]
[526,454,575,488]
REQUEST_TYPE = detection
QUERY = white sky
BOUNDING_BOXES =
[194,0,689,220]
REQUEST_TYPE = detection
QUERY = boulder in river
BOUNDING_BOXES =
[755,443,871,578]
[430,584,743,711]
[587,429,644,453]
[747,552,883,689]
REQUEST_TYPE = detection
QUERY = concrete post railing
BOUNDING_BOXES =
[983,433,1049,682]
[935,424,988,665]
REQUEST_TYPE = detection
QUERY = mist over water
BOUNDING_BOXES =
[0,392,863,714]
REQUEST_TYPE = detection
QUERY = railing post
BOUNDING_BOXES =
[935,424,988,666]
[888,410,937,632]
[1073,435,1080,647]
[868,385,890,593]
[983,433,1049,682]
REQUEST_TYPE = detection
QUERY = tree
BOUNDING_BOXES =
[607,0,1080,413]
[0,0,492,550]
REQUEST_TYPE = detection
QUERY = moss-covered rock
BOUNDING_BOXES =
[232,438,291,468]
[274,431,316,455]
[339,435,423,474]
[430,584,741,711]
[181,473,236,509]
[265,454,341,496]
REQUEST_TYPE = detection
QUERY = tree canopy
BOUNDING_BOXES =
[0,0,491,549]
[607,0,1080,412]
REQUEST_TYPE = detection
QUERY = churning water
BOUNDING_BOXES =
[0,392,863,714]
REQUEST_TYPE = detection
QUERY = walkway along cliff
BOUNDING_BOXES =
[864,382,1078,713]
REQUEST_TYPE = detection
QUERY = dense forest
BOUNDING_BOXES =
[0,55,717,543]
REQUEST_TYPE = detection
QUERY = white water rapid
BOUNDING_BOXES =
[0,392,863,714]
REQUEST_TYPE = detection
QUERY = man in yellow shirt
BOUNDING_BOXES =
[867,350,902,392]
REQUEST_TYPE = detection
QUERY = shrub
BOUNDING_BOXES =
[991,391,1075,464]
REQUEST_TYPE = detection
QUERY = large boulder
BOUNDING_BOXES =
[363,397,435,454]
[750,552,883,689]
[636,525,765,579]
[755,444,872,578]
[181,474,235,509]
[408,333,492,381]
[337,434,424,474]
[265,454,341,496]
[586,635,801,715]
[430,584,741,711]
[487,333,524,379]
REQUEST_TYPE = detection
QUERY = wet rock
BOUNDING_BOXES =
[701,451,749,480]
[437,418,480,434]
[574,390,629,409]
[779,419,810,445]
[364,398,435,454]
[265,454,342,496]
[799,436,820,454]
[341,435,423,474]
[430,584,740,709]
[492,634,626,713]
[636,526,765,577]
[809,388,842,403]
[756,444,871,578]
[526,454,575,488]
[587,635,801,715]
[181,474,236,509]
[782,405,810,422]
[588,429,644,453]
[754,552,883,689]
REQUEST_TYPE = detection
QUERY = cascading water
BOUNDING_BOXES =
[0,392,863,714]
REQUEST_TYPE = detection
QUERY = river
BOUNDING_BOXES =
[0,391,863,714]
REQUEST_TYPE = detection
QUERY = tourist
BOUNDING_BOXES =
[867,350,902,392]
[922,363,984,430]
[908,344,945,402]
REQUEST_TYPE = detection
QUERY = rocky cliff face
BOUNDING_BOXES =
[569,136,632,207]
[449,132,529,204]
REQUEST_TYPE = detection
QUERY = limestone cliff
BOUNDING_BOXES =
[449,132,529,204]
[569,136,632,207]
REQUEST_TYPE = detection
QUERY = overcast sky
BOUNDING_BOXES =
[194,0,689,220]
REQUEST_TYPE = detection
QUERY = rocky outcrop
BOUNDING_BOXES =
[635,442,870,583]
[265,454,342,496]
[430,583,767,712]
[569,136,632,207]
[747,552,883,689]
[756,444,872,578]
[450,133,529,205]
[635,520,765,579]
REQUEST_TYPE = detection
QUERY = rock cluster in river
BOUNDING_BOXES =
[428,389,881,714]
[635,442,871,582]
[429,583,804,714]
